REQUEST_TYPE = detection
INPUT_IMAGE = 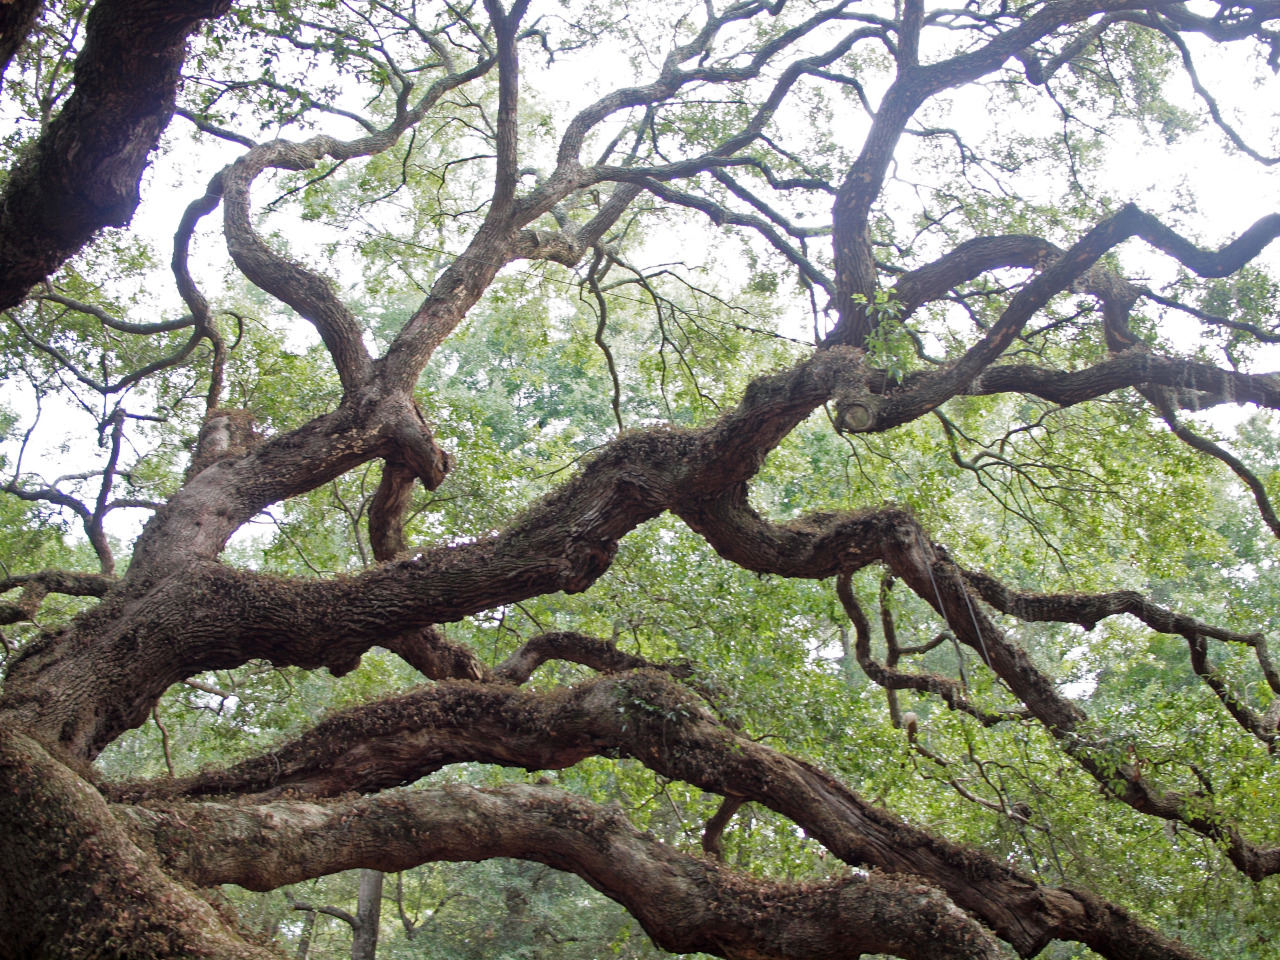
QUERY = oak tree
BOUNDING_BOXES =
[2,0,1280,957]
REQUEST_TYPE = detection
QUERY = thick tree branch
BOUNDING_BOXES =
[0,726,278,959]
[3,3,1277,958]
[964,352,1280,411]
[215,49,493,393]
[482,0,531,223]
[109,673,1201,960]
[493,630,691,684]
[0,569,115,602]
[122,781,1006,960]
[0,0,234,312]
[381,624,488,681]
[221,140,375,394]
[888,234,1054,318]
[828,0,1154,341]
[835,207,1280,432]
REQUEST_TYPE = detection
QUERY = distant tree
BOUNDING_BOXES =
[2,1,1280,958]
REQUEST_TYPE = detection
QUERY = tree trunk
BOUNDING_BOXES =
[295,909,316,960]
[352,869,383,960]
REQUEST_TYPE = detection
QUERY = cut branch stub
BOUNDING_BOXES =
[390,404,454,491]
[369,458,417,563]
[834,398,878,433]
[494,630,693,684]
[382,625,487,681]
[0,582,46,626]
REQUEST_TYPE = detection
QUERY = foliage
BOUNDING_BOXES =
[2,0,1280,958]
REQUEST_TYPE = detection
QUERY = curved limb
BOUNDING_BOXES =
[876,529,1280,880]
[122,780,1006,960]
[0,0,234,312]
[106,671,1201,960]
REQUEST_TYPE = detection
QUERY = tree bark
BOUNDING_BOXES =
[352,870,383,960]
[0,0,233,311]
[3,3,1278,958]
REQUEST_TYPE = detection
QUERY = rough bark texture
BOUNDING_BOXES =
[2,0,1279,957]
[0,0,233,312]
[119,782,1006,960]
[0,0,41,85]
[0,727,276,960]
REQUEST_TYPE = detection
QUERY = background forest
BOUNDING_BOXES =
[2,0,1280,958]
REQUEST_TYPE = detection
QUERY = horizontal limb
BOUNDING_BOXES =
[107,670,1200,960]
[122,781,1005,960]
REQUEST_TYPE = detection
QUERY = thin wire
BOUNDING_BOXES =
[917,532,962,653]
[959,579,994,670]
[911,538,1020,828]
[896,530,1048,867]
[915,529,993,670]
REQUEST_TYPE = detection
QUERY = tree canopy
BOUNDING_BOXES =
[2,0,1280,957]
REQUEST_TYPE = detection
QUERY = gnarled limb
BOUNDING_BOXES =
[221,138,376,394]
[106,672,1201,960]
[1,347,870,758]
[0,0,234,312]
[0,725,278,960]
[966,352,1280,412]
[666,481,1280,881]
[382,625,487,682]
[121,781,1006,960]
[827,0,1162,345]
[0,569,116,600]
[962,569,1263,644]
[3,2,1276,958]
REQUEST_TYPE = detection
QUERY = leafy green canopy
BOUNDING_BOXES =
[1,0,1280,958]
